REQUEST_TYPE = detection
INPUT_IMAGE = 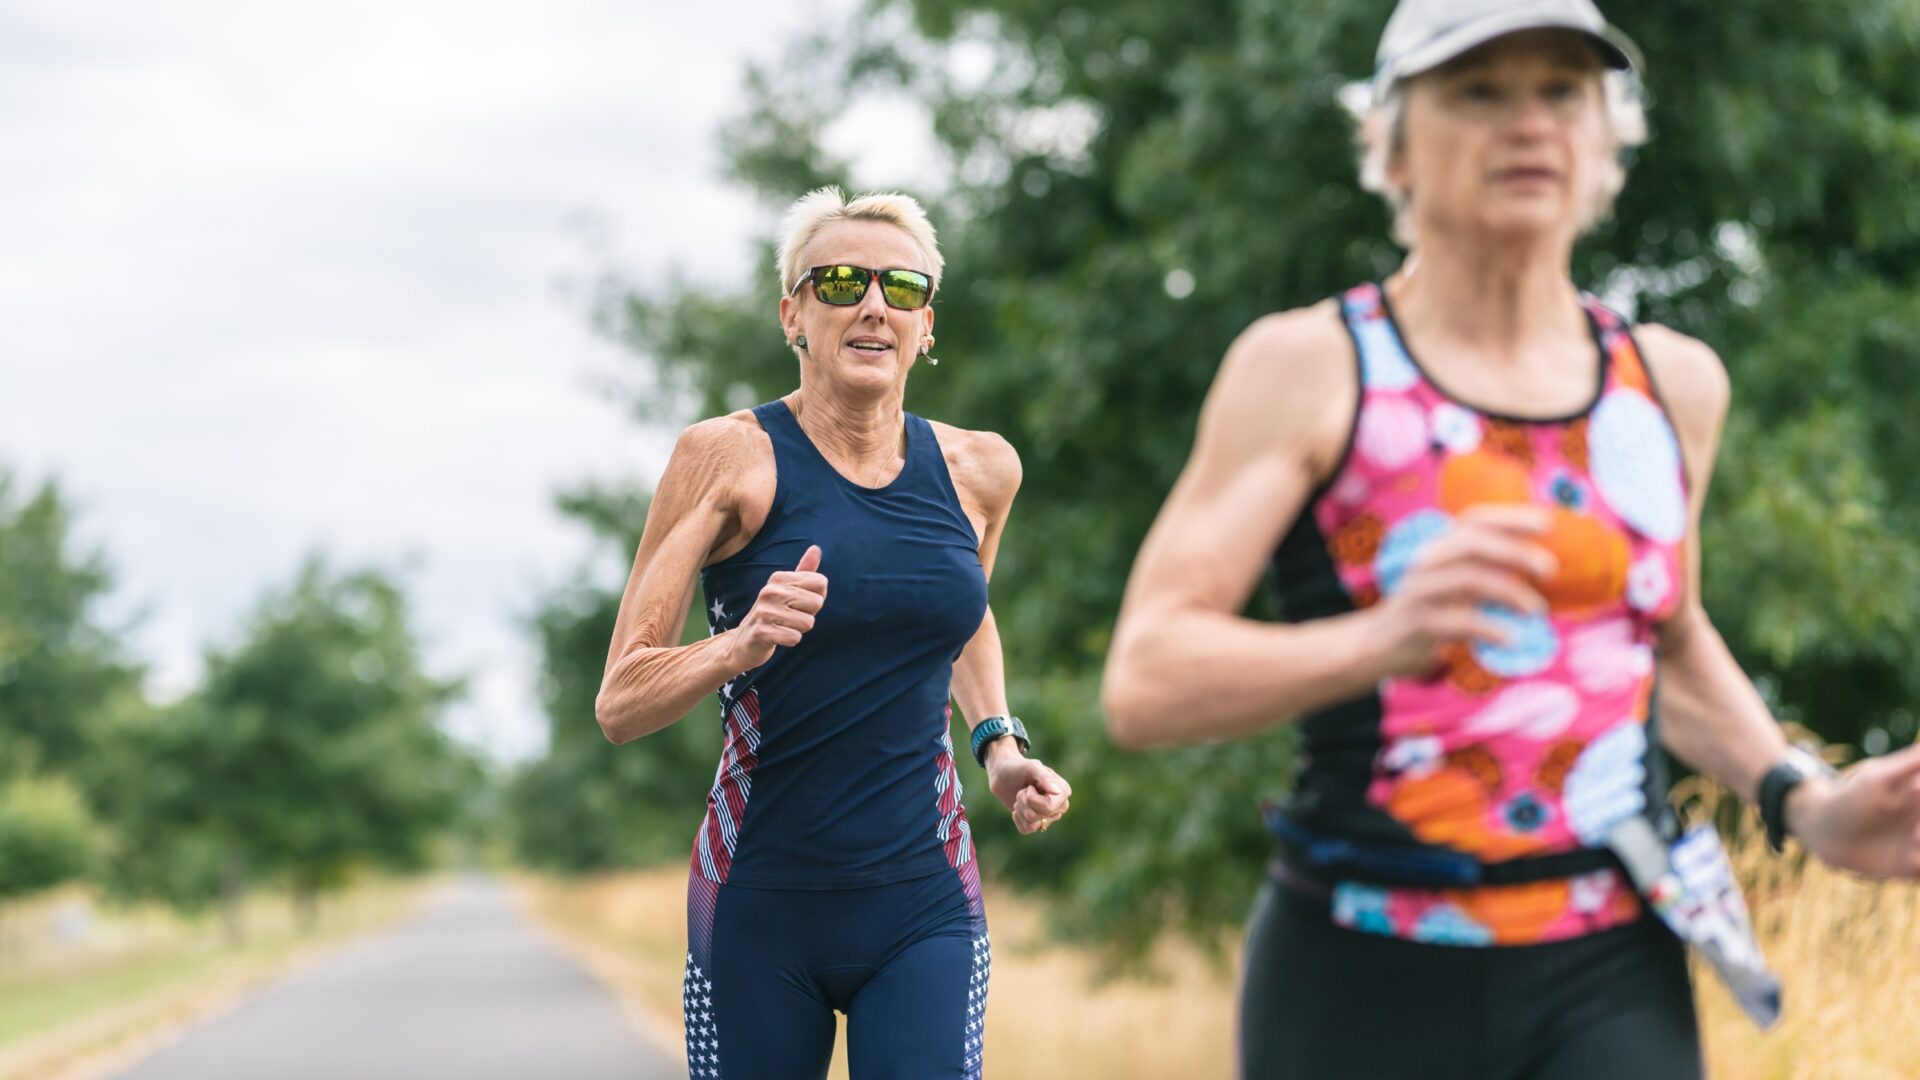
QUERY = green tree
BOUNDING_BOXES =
[97,558,475,940]
[508,486,716,873]
[0,469,132,936]
[0,471,140,777]
[0,776,95,904]
[590,0,1920,953]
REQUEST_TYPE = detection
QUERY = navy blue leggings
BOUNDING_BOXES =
[684,871,988,1079]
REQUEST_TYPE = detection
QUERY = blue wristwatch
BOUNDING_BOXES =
[970,715,1030,767]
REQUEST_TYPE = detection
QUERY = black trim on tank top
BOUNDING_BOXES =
[1267,503,1422,850]
[1374,280,1611,425]
[768,398,914,495]
[1260,300,1366,629]
[1620,325,1696,494]
[1314,301,1367,504]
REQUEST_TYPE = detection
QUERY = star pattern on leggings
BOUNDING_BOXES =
[963,934,991,1078]
[683,952,722,1078]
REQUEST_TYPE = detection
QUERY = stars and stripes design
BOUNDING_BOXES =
[937,718,991,1075]
[682,950,723,1078]
[962,932,991,1079]
[933,725,986,934]
[692,688,762,884]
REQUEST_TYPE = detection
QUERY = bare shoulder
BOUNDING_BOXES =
[654,409,777,535]
[1227,300,1350,373]
[1635,324,1731,441]
[1201,299,1353,476]
[926,420,1021,514]
[668,411,772,486]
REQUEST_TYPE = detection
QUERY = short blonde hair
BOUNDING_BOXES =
[776,187,944,298]
[1351,70,1648,248]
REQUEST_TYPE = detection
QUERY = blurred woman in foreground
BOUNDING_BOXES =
[1104,2,1920,1076]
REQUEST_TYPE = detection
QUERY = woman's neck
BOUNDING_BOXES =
[786,384,906,475]
[1388,235,1586,360]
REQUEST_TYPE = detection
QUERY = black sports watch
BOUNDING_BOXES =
[970,715,1030,767]
[1758,746,1837,854]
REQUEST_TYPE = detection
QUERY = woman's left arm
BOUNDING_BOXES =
[1646,325,1920,878]
[940,425,1071,835]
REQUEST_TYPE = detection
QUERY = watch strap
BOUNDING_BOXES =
[1758,746,1835,854]
[970,715,1030,767]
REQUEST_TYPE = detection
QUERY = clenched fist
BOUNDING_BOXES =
[726,545,829,671]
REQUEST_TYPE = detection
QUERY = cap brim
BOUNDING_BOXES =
[1374,14,1641,99]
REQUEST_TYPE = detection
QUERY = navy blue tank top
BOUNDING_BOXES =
[690,399,990,889]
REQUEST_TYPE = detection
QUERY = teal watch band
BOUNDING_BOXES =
[970,715,1029,767]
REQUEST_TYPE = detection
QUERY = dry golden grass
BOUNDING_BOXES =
[530,826,1920,1080]
[1696,820,1920,1078]
[522,869,1234,1080]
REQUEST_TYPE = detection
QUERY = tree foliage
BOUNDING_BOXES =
[507,487,716,873]
[0,776,95,903]
[0,471,132,907]
[96,559,476,929]
[0,472,140,777]
[571,0,1920,953]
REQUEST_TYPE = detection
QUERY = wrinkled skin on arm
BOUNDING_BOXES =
[594,414,775,744]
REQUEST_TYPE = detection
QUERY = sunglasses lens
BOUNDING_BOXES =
[879,270,932,310]
[812,265,871,306]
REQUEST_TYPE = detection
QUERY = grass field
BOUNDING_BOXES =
[526,822,1920,1080]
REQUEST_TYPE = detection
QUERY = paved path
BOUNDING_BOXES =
[113,877,679,1080]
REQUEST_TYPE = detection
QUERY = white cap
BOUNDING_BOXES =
[1372,0,1642,101]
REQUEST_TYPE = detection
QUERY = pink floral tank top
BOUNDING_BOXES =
[1269,282,1689,946]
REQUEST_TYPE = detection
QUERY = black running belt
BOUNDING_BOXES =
[1265,808,1624,888]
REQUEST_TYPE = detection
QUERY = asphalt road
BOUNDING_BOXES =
[112,877,680,1080]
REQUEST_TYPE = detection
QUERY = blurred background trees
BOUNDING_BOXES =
[94,560,477,941]
[0,473,129,930]
[0,469,476,947]
[505,485,715,873]
[516,0,1920,955]
[4,0,1915,966]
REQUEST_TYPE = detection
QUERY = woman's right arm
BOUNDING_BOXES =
[1101,306,1553,748]
[595,417,828,744]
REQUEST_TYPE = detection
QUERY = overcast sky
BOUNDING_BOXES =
[0,0,943,762]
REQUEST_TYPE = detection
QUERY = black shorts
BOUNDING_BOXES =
[1239,878,1702,1080]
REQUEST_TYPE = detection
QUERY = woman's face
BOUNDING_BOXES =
[779,219,935,398]
[1393,30,1611,246]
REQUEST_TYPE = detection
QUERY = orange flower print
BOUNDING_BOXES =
[1610,338,1653,396]
[1561,419,1590,471]
[1446,746,1504,793]
[1439,642,1503,695]
[1535,738,1586,795]
[1330,512,1386,567]
[1437,449,1532,513]
[1482,420,1536,467]
[1536,509,1631,613]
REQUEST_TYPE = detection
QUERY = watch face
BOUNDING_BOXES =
[1785,746,1836,780]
